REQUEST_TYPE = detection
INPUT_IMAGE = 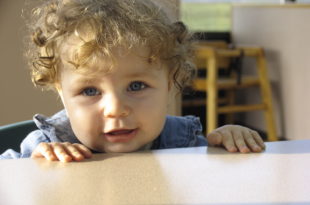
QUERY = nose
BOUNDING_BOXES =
[101,93,130,118]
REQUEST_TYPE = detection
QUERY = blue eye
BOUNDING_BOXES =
[82,87,100,96]
[128,81,147,92]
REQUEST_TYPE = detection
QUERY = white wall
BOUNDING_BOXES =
[232,4,310,140]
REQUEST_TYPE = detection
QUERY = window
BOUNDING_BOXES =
[180,0,299,31]
[181,2,231,31]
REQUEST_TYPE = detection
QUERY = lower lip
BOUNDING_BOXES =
[104,129,137,143]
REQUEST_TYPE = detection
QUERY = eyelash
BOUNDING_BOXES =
[81,87,101,97]
[127,81,148,92]
[80,81,148,97]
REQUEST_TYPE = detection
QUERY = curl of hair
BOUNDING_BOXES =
[25,0,196,91]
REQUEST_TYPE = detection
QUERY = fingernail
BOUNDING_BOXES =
[229,147,237,152]
[242,147,250,153]
[48,155,56,161]
[62,155,72,162]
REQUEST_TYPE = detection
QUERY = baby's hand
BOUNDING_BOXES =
[207,125,265,153]
[31,142,92,162]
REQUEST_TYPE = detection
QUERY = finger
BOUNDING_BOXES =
[251,130,266,150]
[73,143,92,158]
[232,130,250,153]
[31,143,46,158]
[31,143,57,161]
[52,143,73,162]
[244,131,263,152]
[220,131,238,152]
[207,131,223,146]
[64,143,86,161]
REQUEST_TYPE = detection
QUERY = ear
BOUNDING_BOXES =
[168,79,173,92]
[167,69,175,92]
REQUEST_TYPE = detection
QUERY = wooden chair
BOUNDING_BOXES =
[188,41,277,141]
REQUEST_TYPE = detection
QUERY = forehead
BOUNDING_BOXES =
[59,36,166,78]
[58,50,169,89]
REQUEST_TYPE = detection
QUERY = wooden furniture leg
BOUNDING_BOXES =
[255,48,277,141]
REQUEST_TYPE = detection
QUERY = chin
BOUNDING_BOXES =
[105,144,140,153]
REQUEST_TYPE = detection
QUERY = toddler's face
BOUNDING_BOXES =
[57,46,170,153]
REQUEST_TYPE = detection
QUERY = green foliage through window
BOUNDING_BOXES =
[181,3,231,32]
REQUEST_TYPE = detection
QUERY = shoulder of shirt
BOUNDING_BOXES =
[152,115,206,149]
[33,109,79,143]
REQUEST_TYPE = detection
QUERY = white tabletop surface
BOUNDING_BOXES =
[1,139,310,205]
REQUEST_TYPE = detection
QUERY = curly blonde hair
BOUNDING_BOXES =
[26,0,196,91]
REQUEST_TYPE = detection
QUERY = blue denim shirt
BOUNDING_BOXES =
[0,110,207,159]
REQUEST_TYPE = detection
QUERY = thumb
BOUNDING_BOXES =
[207,131,223,146]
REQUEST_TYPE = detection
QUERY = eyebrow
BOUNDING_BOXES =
[67,61,163,85]
[125,70,156,78]
[71,76,100,85]
[126,62,165,77]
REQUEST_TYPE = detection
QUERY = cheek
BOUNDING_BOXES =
[136,90,169,114]
[135,90,169,130]
[65,104,102,140]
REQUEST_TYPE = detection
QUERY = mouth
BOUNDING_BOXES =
[104,129,137,143]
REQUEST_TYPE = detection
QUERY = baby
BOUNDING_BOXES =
[0,0,265,162]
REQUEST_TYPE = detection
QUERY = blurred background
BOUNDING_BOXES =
[180,0,310,141]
